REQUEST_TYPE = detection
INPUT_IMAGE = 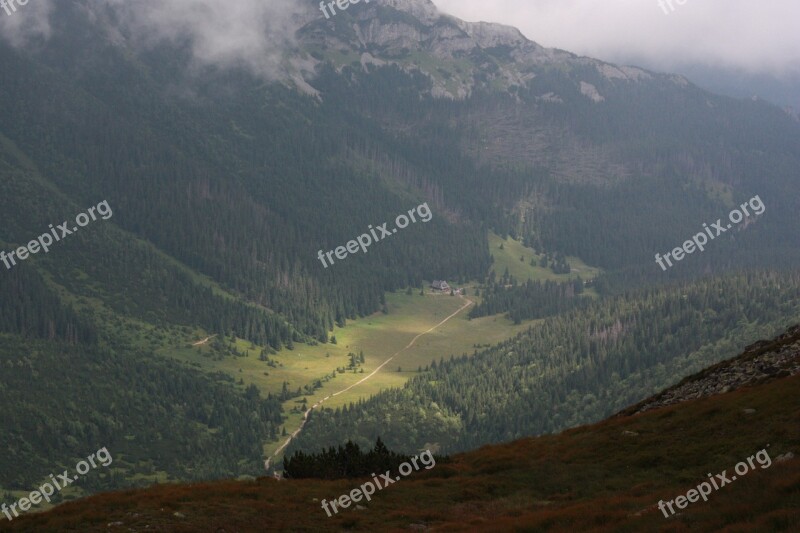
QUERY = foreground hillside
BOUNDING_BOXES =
[4,327,798,532]
[2,0,800,493]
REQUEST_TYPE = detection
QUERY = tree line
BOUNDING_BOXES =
[287,269,800,456]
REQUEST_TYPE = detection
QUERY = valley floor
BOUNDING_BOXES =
[5,346,797,532]
[163,287,536,466]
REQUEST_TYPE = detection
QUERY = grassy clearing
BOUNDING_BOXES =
[164,292,472,401]
[488,231,602,283]
[162,288,533,458]
[38,229,597,466]
[158,230,600,461]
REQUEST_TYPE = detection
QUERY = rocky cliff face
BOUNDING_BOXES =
[291,0,684,100]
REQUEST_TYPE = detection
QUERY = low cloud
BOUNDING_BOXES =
[433,0,800,77]
[1,0,304,79]
[101,0,301,79]
[0,0,55,47]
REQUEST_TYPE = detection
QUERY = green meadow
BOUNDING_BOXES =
[158,234,601,460]
[488,231,602,283]
[163,287,534,458]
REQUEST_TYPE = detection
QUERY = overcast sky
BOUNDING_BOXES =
[2,0,798,102]
[433,0,800,78]
[3,0,797,77]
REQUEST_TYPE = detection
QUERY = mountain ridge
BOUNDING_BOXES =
[291,0,688,100]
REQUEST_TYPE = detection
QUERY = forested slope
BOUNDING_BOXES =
[0,1,493,493]
[289,270,800,455]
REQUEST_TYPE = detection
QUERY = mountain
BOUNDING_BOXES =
[0,0,799,515]
[289,0,800,278]
[292,0,706,107]
[660,64,800,117]
[2,324,797,531]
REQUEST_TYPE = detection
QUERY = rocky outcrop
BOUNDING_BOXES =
[618,325,800,416]
[290,0,673,100]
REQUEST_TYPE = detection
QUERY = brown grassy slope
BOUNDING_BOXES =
[3,366,799,531]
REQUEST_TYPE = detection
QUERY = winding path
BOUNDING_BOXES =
[191,334,217,346]
[265,295,473,470]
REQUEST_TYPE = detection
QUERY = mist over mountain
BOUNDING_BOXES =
[668,64,800,114]
[0,0,798,530]
[433,0,800,108]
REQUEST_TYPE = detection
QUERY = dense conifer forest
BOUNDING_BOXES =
[469,275,588,323]
[288,270,800,456]
[283,438,430,480]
